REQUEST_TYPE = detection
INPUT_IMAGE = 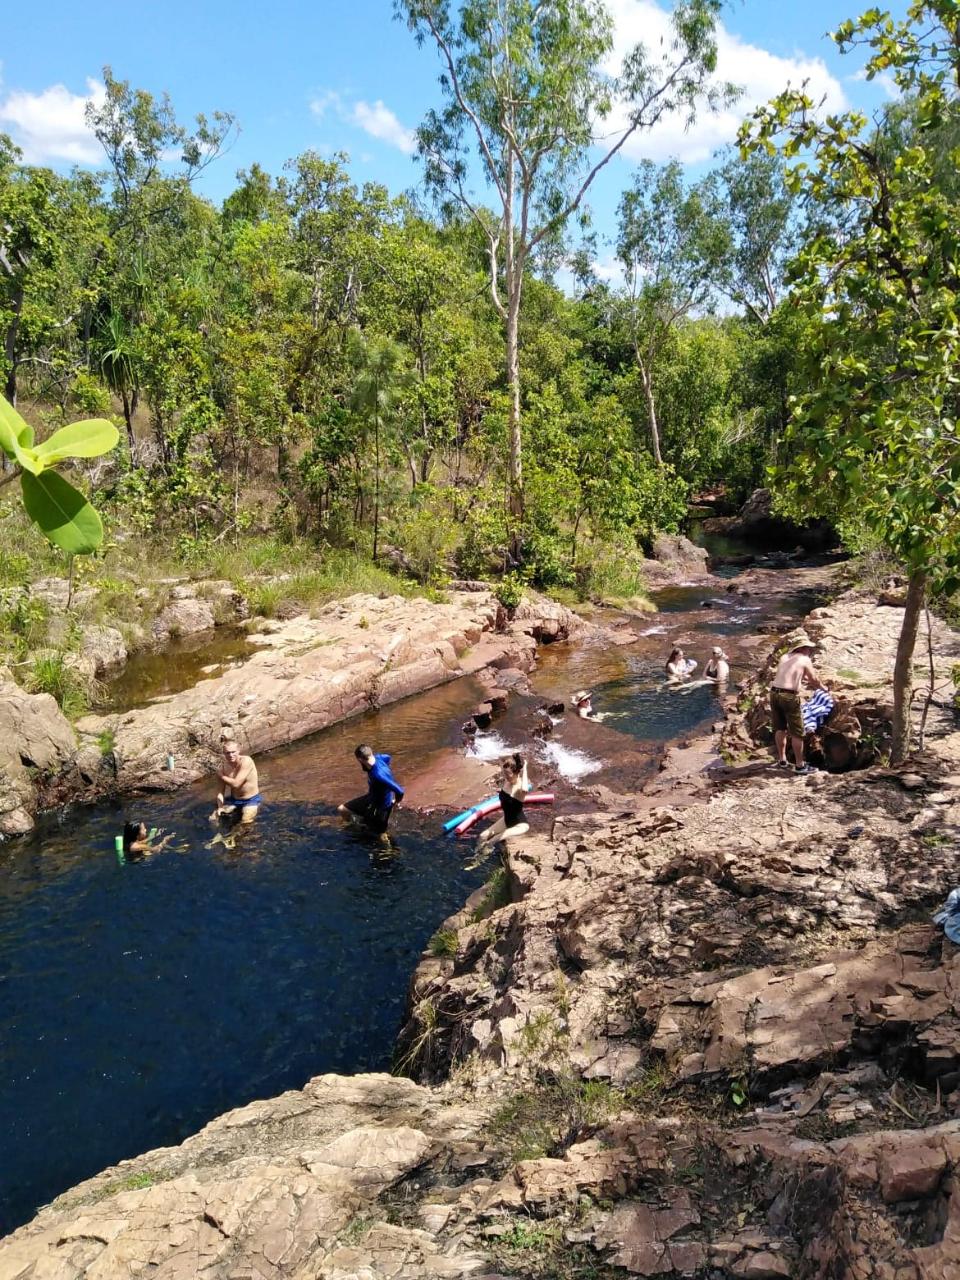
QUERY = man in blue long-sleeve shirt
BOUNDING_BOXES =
[338,744,405,836]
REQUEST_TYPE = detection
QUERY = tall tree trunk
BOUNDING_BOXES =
[638,358,663,466]
[506,287,523,512]
[373,406,381,563]
[891,569,927,764]
[4,286,23,406]
[121,390,136,459]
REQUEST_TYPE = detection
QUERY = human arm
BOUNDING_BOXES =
[370,758,404,804]
[219,758,252,790]
[801,658,826,691]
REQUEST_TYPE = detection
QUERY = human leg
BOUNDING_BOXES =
[477,816,506,848]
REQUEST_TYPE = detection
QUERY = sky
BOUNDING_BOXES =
[2,0,906,266]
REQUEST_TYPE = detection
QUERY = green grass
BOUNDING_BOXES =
[489,1072,621,1165]
[471,866,511,922]
[28,653,90,720]
[427,928,459,957]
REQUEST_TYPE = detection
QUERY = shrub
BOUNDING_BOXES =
[28,653,90,719]
[427,928,458,957]
[393,488,458,583]
[494,572,525,614]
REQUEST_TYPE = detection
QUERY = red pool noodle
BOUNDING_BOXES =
[455,793,554,835]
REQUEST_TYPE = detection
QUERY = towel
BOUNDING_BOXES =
[802,689,834,735]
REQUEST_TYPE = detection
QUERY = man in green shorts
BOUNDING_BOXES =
[770,633,826,775]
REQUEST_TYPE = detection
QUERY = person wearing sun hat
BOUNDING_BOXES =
[705,646,730,683]
[769,631,826,775]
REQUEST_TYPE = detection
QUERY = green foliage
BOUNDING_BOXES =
[427,928,458,958]
[494,572,525,613]
[28,652,89,719]
[0,395,118,554]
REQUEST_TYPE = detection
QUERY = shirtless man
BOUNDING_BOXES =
[211,740,261,822]
[770,634,825,775]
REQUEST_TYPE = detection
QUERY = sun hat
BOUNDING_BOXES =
[788,631,817,652]
[571,690,591,705]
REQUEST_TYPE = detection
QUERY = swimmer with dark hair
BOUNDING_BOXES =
[122,821,175,860]
[338,744,405,837]
[476,753,530,850]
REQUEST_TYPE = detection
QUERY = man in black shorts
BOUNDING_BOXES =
[338,744,405,835]
[770,633,826,775]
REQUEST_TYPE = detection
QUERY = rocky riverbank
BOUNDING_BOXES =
[0,586,630,835]
[4,585,960,1278]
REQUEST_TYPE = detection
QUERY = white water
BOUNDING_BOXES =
[536,739,603,781]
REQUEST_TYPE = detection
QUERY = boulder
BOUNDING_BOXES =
[152,598,216,640]
[80,625,127,677]
[0,679,76,835]
[650,534,709,573]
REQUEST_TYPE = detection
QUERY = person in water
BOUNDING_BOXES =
[477,752,530,851]
[770,633,826,775]
[211,739,261,822]
[122,821,175,859]
[665,647,697,680]
[571,690,606,721]
[705,646,730,684]
[339,744,404,836]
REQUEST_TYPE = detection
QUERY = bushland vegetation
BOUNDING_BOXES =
[1,1,959,759]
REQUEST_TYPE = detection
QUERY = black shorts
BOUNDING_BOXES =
[345,794,392,834]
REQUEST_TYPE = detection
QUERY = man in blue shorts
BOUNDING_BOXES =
[211,739,261,823]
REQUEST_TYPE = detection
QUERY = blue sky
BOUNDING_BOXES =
[2,0,905,260]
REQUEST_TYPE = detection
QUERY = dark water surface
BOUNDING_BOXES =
[0,799,486,1234]
[0,571,817,1236]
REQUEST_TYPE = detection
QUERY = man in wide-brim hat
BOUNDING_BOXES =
[769,631,826,775]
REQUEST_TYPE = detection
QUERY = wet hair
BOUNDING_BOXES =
[354,744,375,762]
[665,647,684,673]
[122,821,144,853]
[502,752,524,774]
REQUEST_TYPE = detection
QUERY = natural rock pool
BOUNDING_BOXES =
[0,567,822,1236]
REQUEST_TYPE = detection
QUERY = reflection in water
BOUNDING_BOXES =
[97,627,258,712]
[0,800,486,1235]
[1,568,819,1235]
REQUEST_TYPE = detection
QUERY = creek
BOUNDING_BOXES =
[0,564,818,1236]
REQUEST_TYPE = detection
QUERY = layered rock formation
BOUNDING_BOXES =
[78,588,604,794]
[0,587,606,832]
[5,589,960,1279]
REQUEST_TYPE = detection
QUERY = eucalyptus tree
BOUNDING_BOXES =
[0,139,107,409]
[615,159,727,465]
[397,0,728,529]
[744,0,960,763]
[346,330,411,561]
[85,68,236,456]
[703,150,796,324]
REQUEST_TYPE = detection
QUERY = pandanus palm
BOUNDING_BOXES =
[97,310,139,457]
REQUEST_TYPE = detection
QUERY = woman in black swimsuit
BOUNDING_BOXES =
[477,753,530,850]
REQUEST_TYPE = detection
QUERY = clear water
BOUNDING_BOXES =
[0,798,486,1235]
[0,572,818,1237]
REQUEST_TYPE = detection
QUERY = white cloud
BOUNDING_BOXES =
[310,89,416,155]
[350,99,416,154]
[309,89,343,123]
[602,0,847,165]
[0,77,105,164]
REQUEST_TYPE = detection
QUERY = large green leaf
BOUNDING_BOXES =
[20,470,104,555]
[33,419,120,464]
[0,396,39,470]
